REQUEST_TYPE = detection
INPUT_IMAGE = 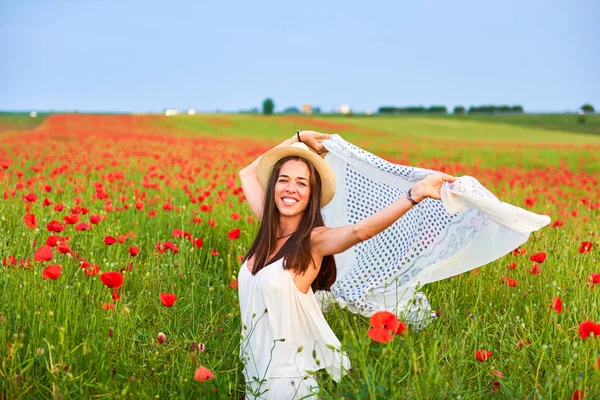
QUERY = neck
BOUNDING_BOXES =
[278,214,301,238]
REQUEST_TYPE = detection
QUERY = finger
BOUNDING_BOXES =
[442,174,457,182]
[318,133,331,140]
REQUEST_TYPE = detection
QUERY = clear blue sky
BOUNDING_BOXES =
[1,0,598,113]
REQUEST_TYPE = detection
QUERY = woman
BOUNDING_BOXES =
[238,130,456,399]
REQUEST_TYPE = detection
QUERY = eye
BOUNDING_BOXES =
[298,182,307,187]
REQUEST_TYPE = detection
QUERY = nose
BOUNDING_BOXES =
[284,181,297,193]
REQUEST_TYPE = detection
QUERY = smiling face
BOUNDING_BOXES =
[274,159,311,218]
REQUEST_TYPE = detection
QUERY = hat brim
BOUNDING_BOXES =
[257,144,336,207]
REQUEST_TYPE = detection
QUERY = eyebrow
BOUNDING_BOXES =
[278,174,308,181]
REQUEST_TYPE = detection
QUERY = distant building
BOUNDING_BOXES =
[301,104,312,114]
[30,111,37,118]
[339,104,351,115]
[188,109,196,116]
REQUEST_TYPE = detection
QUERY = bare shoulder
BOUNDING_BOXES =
[310,226,329,239]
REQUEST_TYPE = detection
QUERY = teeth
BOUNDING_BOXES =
[282,198,298,205]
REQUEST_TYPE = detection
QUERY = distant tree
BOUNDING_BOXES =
[581,104,595,113]
[378,106,397,114]
[454,106,465,114]
[428,105,447,114]
[262,98,275,115]
[313,107,321,114]
[283,107,300,114]
[511,105,524,113]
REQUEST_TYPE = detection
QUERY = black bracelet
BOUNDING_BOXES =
[296,130,302,143]
[406,188,419,206]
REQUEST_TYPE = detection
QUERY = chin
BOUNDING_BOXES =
[276,203,306,217]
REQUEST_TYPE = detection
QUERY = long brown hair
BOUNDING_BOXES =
[243,156,336,291]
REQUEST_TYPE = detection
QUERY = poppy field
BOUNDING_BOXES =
[0,113,599,399]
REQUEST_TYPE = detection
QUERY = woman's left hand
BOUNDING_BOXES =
[298,130,331,154]
[412,173,457,202]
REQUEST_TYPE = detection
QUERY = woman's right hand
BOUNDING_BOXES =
[411,173,457,202]
[298,130,331,154]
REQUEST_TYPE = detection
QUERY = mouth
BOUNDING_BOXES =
[281,197,299,206]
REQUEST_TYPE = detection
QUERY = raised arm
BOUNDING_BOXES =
[239,130,330,220]
[312,173,457,257]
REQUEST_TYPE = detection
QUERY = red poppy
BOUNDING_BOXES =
[75,223,91,231]
[194,366,214,382]
[57,243,73,255]
[42,264,62,279]
[129,246,141,256]
[579,241,593,254]
[516,340,531,350]
[172,228,183,238]
[551,297,563,314]
[3,255,17,266]
[193,238,203,249]
[230,212,241,220]
[46,220,65,233]
[46,236,63,247]
[570,389,585,400]
[161,241,179,254]
[587,273,600,285]
[135,201,144,210]
[24,213,38,229]
[104,236,117,245]
[102,303,115,310]
[211,248,219,256]
[84,263,100,276]
[160,293,177,307]
[157,332,167,344]
[63,214,80,224]
[502,276,518,287]
[112,291,121,302]
[367,327,394,343]
[529,252,546,263]
[228,228,241,240]
[508,262,517,270]
[89,214,101,224]
[512,247,527,256]
[578,320,600,339]
[100,272,124,289]
[228,279,238,290]
[475,350,493,361]
[24,193,37,202]
[34,245,53,262]
[370,311,401,333]
[529,264,541,275]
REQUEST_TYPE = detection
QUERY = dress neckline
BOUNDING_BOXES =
[244,257,283,275]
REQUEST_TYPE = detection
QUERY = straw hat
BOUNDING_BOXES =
[257,142,336,207]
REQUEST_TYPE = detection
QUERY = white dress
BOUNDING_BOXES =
[238,258,351,399]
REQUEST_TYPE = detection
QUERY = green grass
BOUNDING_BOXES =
[0,114,599,399]
[154,113,600,174]
[0,112,49,132]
